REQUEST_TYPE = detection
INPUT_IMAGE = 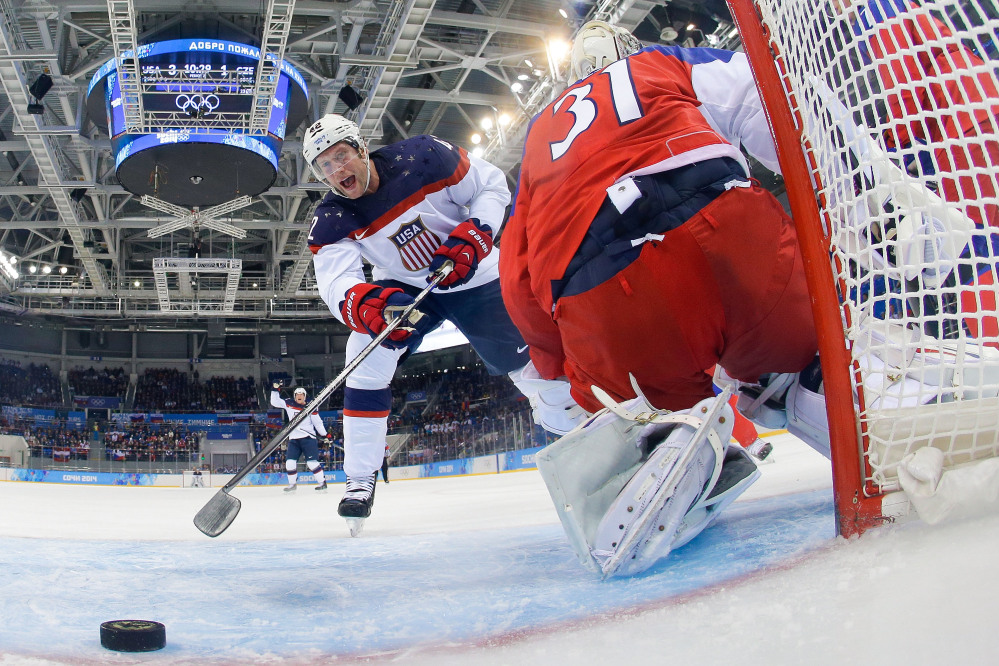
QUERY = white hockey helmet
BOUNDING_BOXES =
[294,387,307,397]
[569,20,644,82]
[302,113,366,186]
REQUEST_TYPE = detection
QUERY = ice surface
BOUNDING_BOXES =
[1,433,997,665]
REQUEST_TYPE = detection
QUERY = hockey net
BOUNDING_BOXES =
[727,0,999,535]
[182,470,212,488]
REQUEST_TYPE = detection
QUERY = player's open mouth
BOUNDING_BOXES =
[340,175,356,190]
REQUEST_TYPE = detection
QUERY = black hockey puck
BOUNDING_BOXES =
[100,620,166,652]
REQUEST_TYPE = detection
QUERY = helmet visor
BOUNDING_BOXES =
[310,143,362,186]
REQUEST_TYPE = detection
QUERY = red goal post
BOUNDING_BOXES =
[727,0,999,536]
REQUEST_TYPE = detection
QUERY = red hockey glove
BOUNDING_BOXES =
[339,283,422,349]
[428,219,493,289]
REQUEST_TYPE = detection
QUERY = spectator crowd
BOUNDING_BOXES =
[2,358,547,472]
[103,423,199,463]
[67,366,128,398]
[0,359,61,407]
[133,368,259,412]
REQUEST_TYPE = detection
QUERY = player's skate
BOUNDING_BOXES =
[283,484,297,493]
[314,481,327,493]
[338,473,376,537]
[746,439,773,462]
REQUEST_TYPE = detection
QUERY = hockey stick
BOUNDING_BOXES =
[194,261,454,537]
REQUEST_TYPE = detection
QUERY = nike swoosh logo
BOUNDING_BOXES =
[517,345,529,353]
[355,229,369,240]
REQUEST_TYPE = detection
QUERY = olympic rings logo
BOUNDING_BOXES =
[175,94,221,115]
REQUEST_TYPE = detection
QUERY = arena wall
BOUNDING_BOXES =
[0,446,544,486]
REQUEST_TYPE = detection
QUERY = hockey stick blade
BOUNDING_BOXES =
[193,488,242,537]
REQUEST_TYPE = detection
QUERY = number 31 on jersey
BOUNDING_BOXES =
[549,59,643,161]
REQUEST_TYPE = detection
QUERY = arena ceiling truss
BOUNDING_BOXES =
[0,0,731,329]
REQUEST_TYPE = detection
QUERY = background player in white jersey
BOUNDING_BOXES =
[270,383,330,493]
[303,114,582,533]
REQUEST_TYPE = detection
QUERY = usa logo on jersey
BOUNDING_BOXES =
[391,217,442,271]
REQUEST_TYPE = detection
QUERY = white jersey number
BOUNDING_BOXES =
[548,59,643,162]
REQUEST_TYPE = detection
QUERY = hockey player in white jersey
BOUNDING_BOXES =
[303,114,583,536]
[270,384,330,493]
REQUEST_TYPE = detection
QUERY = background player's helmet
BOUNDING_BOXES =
[303,114,366,187]
[294,387,307,398]
[569,20,644,82]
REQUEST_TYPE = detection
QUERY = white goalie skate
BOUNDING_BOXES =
[536,380,760,578]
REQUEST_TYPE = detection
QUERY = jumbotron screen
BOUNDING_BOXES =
[87,39,309,207]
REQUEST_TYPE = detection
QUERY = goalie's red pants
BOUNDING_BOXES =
[554,184,818,414]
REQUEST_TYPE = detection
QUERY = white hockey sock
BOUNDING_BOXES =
[307,461,325,485]
[343,414,389,478]
[285,460,298,486]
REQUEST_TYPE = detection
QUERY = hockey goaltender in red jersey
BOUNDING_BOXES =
[499,21,819,577]
[500,25,817,416]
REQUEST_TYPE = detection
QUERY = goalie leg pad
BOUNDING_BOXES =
[535,399,650,574]
[785,378,832,459]
[672,445,761,550]
[589,394,734,578]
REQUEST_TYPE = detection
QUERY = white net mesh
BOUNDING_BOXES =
[749,0,999,493]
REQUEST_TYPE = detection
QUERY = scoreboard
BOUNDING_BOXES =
[86,39,309,207]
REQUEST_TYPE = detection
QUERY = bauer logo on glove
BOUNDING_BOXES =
[339,283,425,350]
[428,218,493,289]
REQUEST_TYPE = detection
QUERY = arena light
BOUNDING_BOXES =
[0,256,18,281]
[546,38,570,62]
[42,265,52,274]
[59,266,68,274]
